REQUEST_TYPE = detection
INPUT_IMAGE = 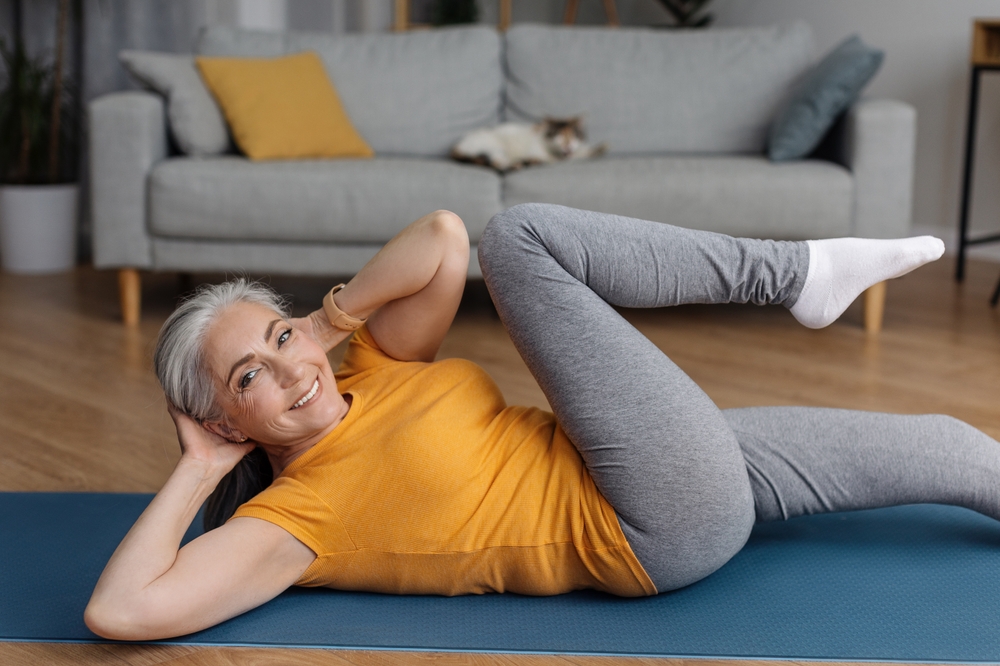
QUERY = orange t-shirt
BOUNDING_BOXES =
[232,325,656,597]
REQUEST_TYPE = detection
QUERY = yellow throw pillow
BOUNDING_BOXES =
[195,51,374,161]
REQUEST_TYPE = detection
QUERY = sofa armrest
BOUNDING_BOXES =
[827,98,916,239]
[89,91,167,269]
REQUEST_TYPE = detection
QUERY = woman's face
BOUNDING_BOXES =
[202,301,345,447]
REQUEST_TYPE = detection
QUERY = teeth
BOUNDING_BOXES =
[292,380,319,409]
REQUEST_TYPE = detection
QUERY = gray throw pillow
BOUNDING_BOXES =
[768,35,884,162]
[119,50,231,156]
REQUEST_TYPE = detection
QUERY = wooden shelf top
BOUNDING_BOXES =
[972,19,1000,65]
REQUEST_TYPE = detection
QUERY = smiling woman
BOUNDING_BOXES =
[152,281,350,531]
[200,301,348,474]
[85,209,470,639]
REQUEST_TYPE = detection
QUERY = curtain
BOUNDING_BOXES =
[83,0,224,102]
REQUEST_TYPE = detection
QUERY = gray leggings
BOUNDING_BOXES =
[477,203,1000,593]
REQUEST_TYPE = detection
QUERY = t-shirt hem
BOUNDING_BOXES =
[617,539,658,595]
[598,500,658,595]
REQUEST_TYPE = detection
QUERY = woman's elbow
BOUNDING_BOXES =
[84,598,166,642]
[428,210,469,246]
[84,599,134,640]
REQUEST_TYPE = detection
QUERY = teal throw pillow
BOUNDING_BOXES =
[768,35,884,162]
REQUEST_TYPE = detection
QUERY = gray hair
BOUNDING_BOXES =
[153,279,290,423]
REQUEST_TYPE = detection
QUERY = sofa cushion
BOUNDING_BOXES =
[197,26,502,158]
[118,50,231,156]
[195,52,374,160]
[504,23,815,155]
[768,35,884,162]
[503,156,853,240]
[149,157,501,243]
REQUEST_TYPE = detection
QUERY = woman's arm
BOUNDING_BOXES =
[84,412,315,640]
[297,210,470,362]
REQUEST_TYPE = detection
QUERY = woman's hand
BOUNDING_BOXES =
[288,308,352,353]
[168,405,253,473]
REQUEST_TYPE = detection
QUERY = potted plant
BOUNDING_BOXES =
[654,0,713,28]
[432,0,479,25]
[0,0,79,274]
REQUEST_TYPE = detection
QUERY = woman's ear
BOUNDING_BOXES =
[203,420,248,443]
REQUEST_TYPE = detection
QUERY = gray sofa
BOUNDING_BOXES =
[89,22,915,330]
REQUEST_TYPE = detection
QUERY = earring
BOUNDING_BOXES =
[239,436,248,442]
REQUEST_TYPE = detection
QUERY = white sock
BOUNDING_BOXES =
[789,236,944,329]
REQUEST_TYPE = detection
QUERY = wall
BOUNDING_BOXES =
[708,0,1000,254]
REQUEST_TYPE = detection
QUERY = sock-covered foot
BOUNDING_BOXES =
[790,236,944,329]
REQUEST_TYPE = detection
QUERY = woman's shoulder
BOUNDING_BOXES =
[335,324,402,382]
[232,476,356,560]
[335,324,475,390]
[332,326,504,432]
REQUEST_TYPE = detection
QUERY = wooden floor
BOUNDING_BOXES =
[1,257,999,665]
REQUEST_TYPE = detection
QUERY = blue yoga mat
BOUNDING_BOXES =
[2,492,1000,661]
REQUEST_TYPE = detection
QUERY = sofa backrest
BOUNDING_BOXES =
[197,25,502,157]
[503,22,815,155]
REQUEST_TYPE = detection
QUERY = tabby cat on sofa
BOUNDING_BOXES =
[451,117,607,173]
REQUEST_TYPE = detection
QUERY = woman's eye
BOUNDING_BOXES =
[240,369,258,389]
[278,329,292,346]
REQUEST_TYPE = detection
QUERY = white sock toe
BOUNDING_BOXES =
[789,236,944,329]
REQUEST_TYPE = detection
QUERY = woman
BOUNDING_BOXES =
[85,204,997,641]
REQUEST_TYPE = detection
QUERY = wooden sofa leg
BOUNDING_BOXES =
[118,268,141,326]
[863,281,886,335]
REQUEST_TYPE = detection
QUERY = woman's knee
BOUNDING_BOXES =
[481,204,539,247]
[478,204,552,278]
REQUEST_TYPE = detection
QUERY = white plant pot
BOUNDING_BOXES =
[0,184,78,274]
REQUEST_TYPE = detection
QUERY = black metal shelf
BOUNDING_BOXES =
[956,63,1000,305]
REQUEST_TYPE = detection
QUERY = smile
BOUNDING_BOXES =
[291,379,319,409]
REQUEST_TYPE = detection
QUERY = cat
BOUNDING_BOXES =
[450,117,607,173]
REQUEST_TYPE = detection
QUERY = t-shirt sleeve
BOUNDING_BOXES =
[334,323,398,383]
[230,477,356,558]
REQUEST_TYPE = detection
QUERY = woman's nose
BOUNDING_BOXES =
[274,355,306,388]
